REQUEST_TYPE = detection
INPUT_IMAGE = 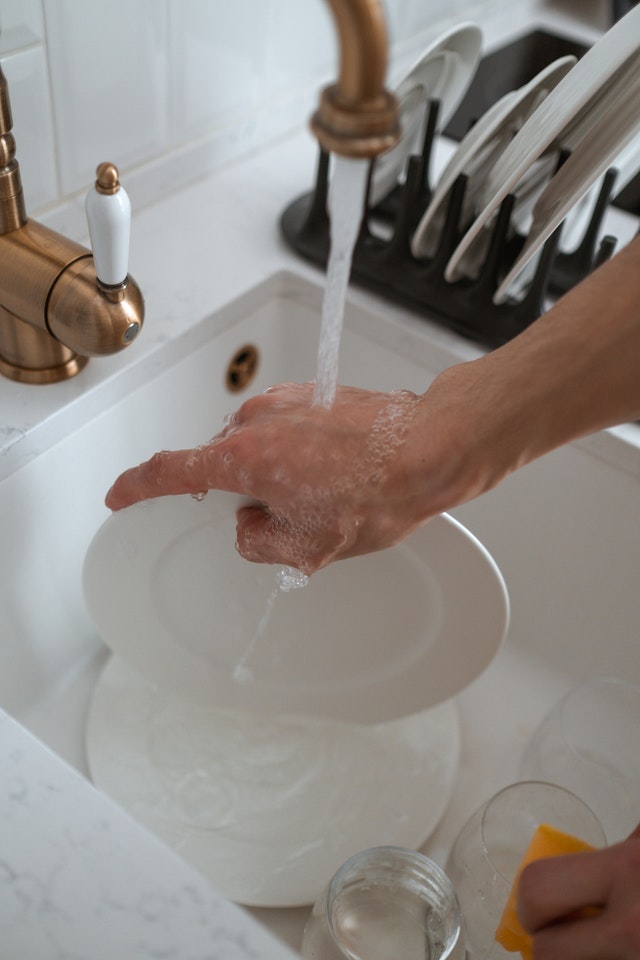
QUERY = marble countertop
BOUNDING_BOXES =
[2,2,640,957]
[0,709,299,959]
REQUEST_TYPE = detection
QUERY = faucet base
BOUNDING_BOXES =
[0,353,89,384]
[0,306,89,383]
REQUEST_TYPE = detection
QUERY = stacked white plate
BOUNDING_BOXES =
[83,493,509,905]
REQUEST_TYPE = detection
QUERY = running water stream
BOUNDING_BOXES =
[233,157,370,681]
[314,157,370,408]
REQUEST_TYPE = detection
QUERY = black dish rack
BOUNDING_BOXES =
[280,30,638,350]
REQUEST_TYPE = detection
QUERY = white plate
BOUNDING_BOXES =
[86,655,460,907]
[444,5,640,284]
[369,22,482,207]
[560,127,640,257]
[83,494,509,724]
[411,55,576,260]
[494,58,640,304]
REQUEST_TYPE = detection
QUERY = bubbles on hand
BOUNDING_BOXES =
[232,386,422,574]
[365,390,422,486]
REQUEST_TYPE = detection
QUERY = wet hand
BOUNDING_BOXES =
[105,382,441,574]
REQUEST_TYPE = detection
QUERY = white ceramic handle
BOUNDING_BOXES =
[85,162,131,286]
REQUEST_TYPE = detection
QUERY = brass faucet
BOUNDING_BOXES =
[312,0,400,158]
[0,66,144,384]
[0,0,395,384]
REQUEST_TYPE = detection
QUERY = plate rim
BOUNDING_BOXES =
[83,494,509,724]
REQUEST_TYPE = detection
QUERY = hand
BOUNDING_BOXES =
[105,374,498,574]
[517,824,640,959]
[105,233,640,578]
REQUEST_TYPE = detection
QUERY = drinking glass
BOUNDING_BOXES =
[444,781,606,959]
[300,845,464,960]
[519,676,640,841]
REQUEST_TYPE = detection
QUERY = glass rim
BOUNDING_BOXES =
[325,845,461,959]
[479,780,605,883]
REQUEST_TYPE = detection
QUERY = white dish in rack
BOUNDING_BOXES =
[444,6,640,285]
[411,55,576,261]
[494,59,640,303]
[369,22,482,207]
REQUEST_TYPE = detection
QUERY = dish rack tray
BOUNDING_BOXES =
[280,98,621,349]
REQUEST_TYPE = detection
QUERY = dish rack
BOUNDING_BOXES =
[280,97,621,349]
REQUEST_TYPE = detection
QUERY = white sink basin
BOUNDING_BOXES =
[1,270,474,770]
[3,268,640,946]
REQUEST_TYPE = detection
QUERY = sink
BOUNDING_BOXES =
[3,267,640,946]
[0,269,480,774]
[0,268,504,923]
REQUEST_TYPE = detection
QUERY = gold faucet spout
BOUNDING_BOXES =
[312,0,400,158]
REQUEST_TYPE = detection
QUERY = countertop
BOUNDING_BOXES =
[0,709,299,959]
[2,1,640,957]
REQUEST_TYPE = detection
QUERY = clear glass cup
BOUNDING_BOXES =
[444,781,606,960]
[519,676,640,841]
[300,845,464,960]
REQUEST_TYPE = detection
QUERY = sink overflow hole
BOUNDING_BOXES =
[225,344,260,393]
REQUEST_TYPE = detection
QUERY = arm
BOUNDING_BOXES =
[105,235,640,574]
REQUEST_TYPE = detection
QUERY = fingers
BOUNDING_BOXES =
[235,505,354,574]
[518,839,640,959]
[526,913,610,960]
[518,850,608,933]
[235,506,308,570]
[105,385,314,511]
[517,855,607,960]
[105,443,237,510]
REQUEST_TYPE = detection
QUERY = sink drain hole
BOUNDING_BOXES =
[225,344,260,393]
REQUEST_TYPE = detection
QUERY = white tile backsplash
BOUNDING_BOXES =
[43,0,168,196]
[2,46,57,210]
[170,0,270,142]
[0,0,43,52]
[0,0,508,222]
[266,0,334,98]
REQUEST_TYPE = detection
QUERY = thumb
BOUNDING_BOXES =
[235,505,353,574]
[235,505,307,570]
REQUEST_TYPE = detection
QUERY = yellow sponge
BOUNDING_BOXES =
[494,823,596,959]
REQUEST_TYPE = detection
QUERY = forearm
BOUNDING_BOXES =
[415,234,640,508]
[496,235,640,445]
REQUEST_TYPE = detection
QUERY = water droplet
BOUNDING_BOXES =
[233,663,253,685]
[277,565,310,592]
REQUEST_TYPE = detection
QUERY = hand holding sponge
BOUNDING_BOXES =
[494,823,597,960]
